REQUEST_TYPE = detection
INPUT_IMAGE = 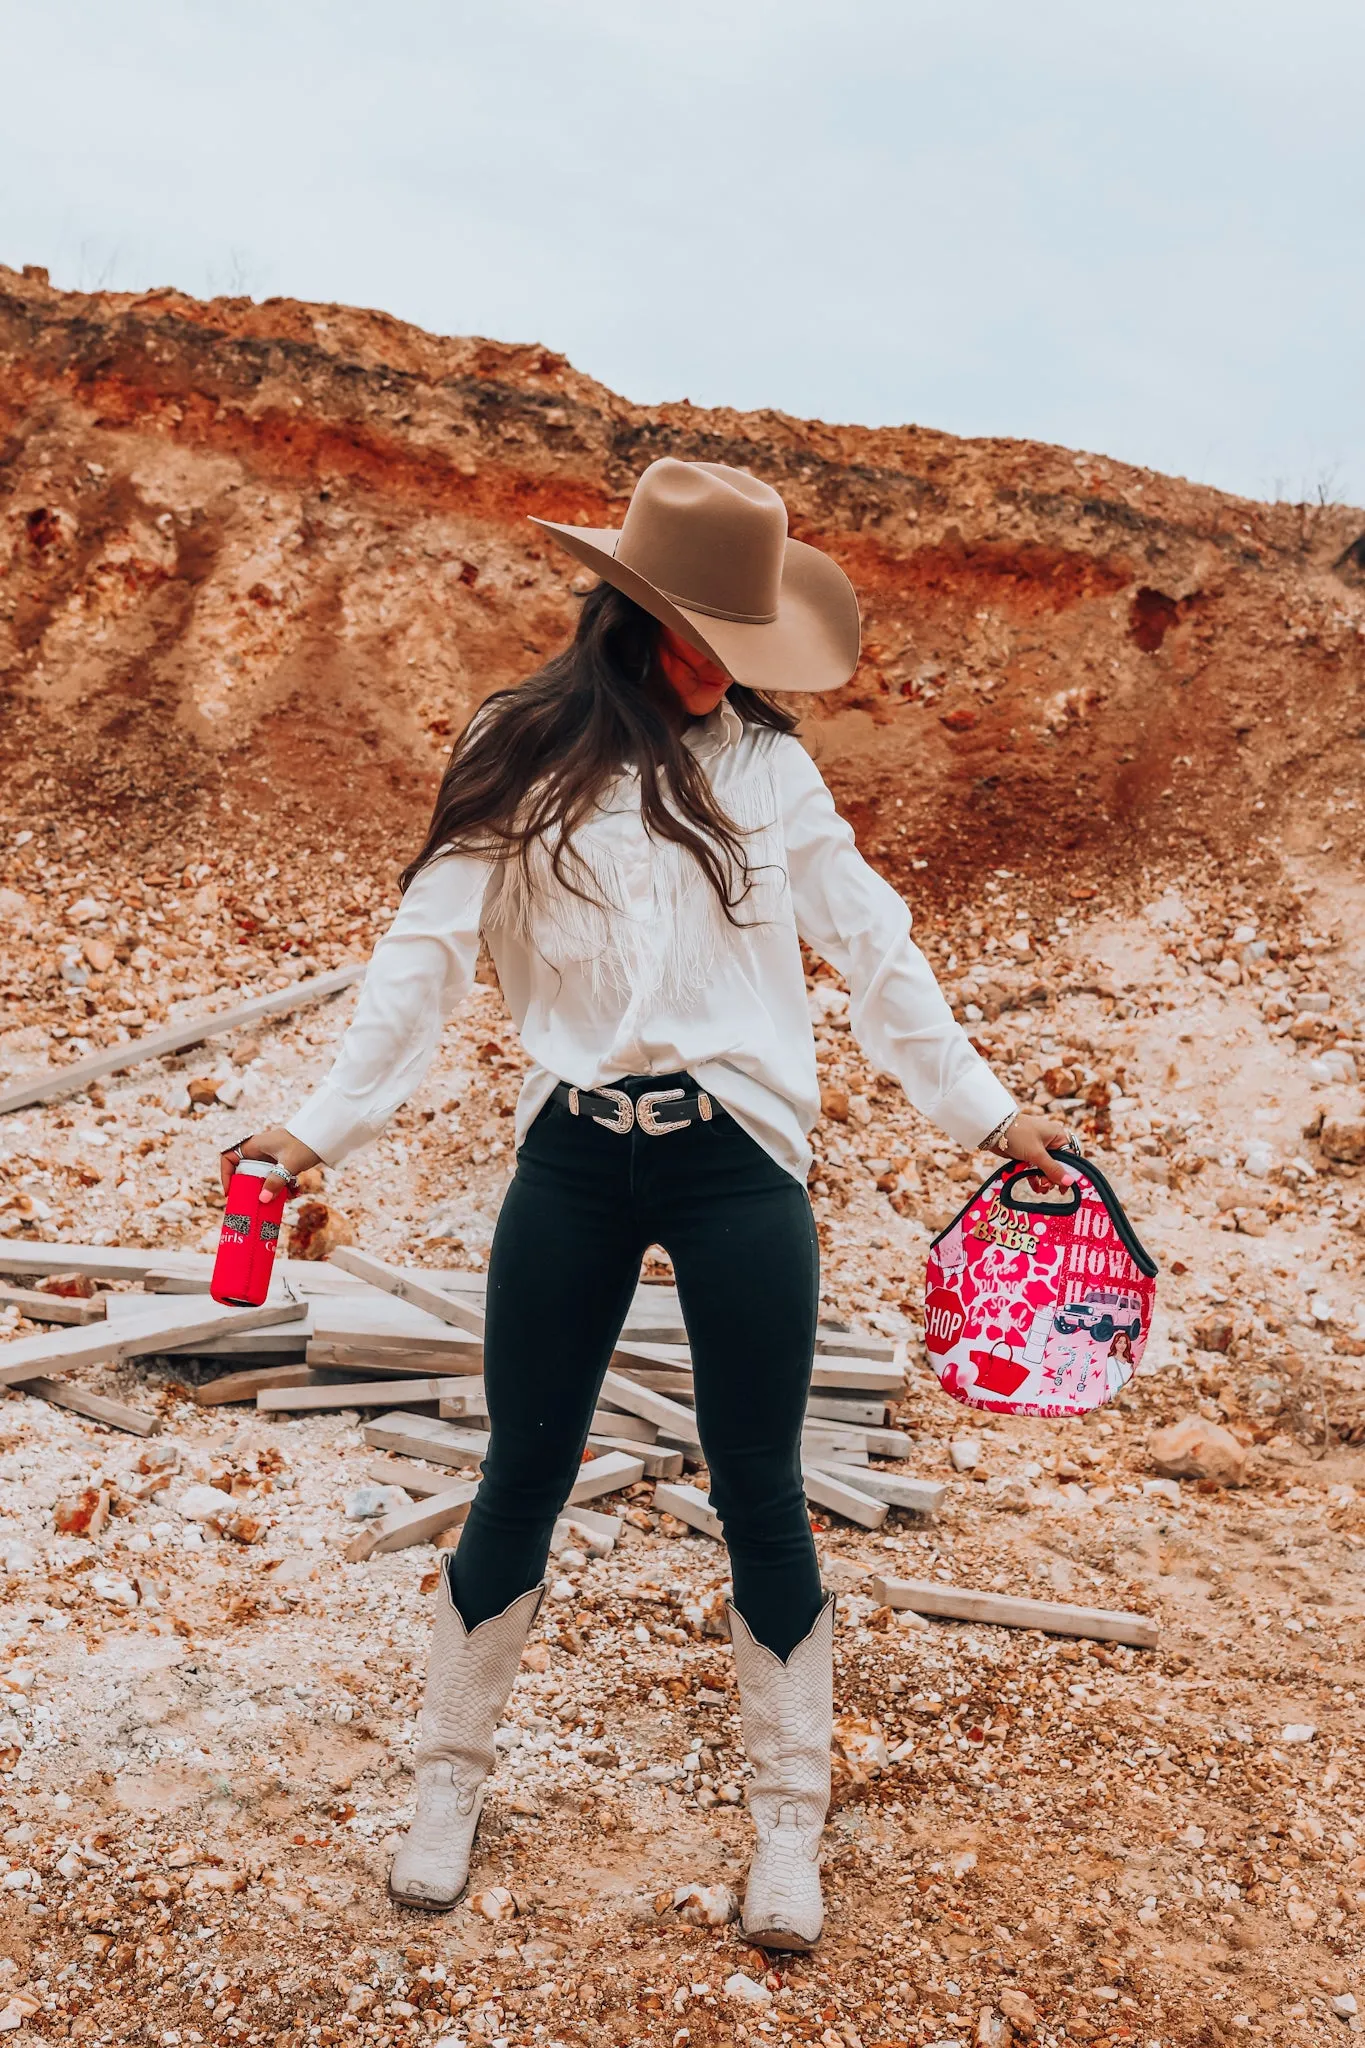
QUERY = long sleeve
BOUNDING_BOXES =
[774,738,1015,1150]
[283,849,492,1166]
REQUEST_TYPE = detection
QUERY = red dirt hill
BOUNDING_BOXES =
[2,263,1362,909]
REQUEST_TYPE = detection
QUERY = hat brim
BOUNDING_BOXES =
[528,517,861,693]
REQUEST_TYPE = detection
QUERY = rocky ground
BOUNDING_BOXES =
[0,817,1364,2048]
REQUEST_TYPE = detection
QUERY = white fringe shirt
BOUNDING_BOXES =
[284,702,1016,1183]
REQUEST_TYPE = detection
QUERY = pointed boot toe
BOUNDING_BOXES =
[387,1763,484,1911]
[742,1796,824,1948]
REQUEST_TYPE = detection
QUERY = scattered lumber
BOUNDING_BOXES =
[103,1292,310,1356]
[15,1377,159,1435]
[806,1462,944,1516]
[366,1455,450,1498]
[797,1426,913,1461]
[433,1381,489,1421]
[810,1358,903,1395]
[311,1295,483,1359]
[364,1414,490,1468]
[597,1369,701,1446]
[0,962,364,1117]
[257,1376,472,1414]
[587,1408,656,1443]
[869,1575,1159,1649]
[805,1393,889,1425]
[193,1365,321,1407]
[801,1431,869,1465]
[329,1246,486,1339]
[0,1282,106,1326]
[802,1462,888,1531]
[553,1505,620,1548]
[815,1329,897,1361]
[0,1296,306,1390]
[0,1245,206,1284]
[306,1339,483,1374]
[345,1479,479,1561]
[566,1449,646,1503]
[861,1428,914,1459]
[586,1434,684,1479]
[653,1481,723,1539]
[616,1357,900,1398]
[145,1262,367,1296]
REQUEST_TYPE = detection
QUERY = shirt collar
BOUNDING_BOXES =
[684,696,745,761]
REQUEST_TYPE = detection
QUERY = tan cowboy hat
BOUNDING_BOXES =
[529,457,861,693]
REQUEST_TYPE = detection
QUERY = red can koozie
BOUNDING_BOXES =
[212,1160,286,1306]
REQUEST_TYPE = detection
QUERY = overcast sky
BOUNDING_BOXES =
[4,0,1362,507]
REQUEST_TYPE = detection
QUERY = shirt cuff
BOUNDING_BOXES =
[282,1088,374,1169]
[931,1065,1017,1152]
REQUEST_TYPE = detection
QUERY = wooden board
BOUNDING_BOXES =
[861,1429,914,1459]
[805,1393,890,1426]
[149,1328,311,1360]
[869,1575,1160,1649]
[0,1296,306,1389]
[805,1462,944,1516]
[364,1413,491,1468]
[586,1435,684,1479]
[0,1245,207,1284]
[815,1329,898,1361]
[433,1381,490,1422]
[346,1479,480,1561]
[608,1353,902,1397]
[653,1481,723,1539]
[802,1462,888,1530]
[105,1291,311,1339]
[0,963,364,1116]
[587,1408,656,1443]
[15,1377,160,1435]
[310,1297,484,1361]
[192,1365,322,1407]
[597,1369,702,1447]
[801,1430,869,1464]
[366,1455,451,1498]
[555,1505,621,1545]
[257,1376,472,1414]
[0,1283,105,1325]
[329,1246,487,1338]
[567,1449,646,1503]
[305,1339,483,1374]
[145,1263,371,1297]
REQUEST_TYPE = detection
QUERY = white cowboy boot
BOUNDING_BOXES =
[727,1593,835,1951]
[388,1569,545,1910]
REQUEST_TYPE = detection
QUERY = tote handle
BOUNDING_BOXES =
[998,1147,1082,1214]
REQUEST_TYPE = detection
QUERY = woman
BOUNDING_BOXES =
[223,458,1067,1950]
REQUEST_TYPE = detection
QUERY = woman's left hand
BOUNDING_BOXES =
[993,1113,1075,1186]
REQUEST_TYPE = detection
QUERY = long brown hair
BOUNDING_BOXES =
[399,582,798,917]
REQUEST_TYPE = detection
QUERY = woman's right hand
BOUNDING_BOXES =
[219,1127,323,1201]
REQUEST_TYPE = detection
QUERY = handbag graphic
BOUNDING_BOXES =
[923,1150,1158,1419]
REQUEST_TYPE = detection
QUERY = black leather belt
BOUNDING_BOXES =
[552,1081,725,1136]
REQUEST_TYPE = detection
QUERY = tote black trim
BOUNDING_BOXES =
[929,1148,1158,1280]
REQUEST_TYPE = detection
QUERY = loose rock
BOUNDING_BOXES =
[1148,1413,1248,1486]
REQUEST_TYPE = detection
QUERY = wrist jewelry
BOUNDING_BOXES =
[982,1111,1018,1156]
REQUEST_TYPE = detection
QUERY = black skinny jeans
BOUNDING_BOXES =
[448,1074,823,1659]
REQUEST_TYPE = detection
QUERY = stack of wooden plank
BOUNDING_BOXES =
[0,1239,944,1534]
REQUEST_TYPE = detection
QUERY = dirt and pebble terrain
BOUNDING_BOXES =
[0,265,1364,2047]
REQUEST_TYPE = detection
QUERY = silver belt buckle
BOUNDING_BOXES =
[581,1085,635,1135]
[637,1087,690,1136]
